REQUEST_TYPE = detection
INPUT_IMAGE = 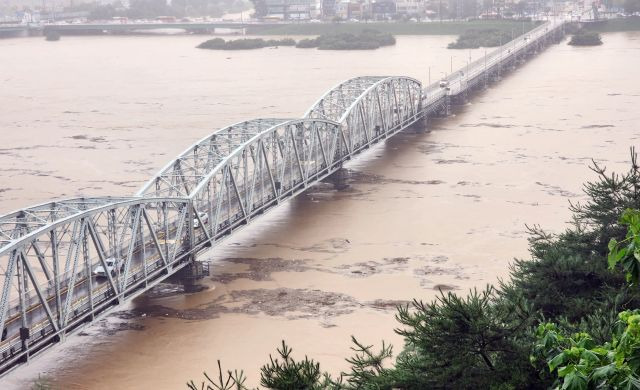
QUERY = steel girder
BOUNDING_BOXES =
[0,197,132,247]
[305,76,424,154]
[0,197,192,369]
[0,75,425,375]
[137,119,290,198]
[304,76,387,121]
[186,119,342,249]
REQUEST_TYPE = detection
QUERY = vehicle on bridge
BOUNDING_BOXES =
[193,212,209,229]
[93,257,124,278]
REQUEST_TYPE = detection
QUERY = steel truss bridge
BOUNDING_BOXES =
[0,20,565,376]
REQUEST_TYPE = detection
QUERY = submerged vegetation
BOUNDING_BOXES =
[196,38,295,50]
[569,30,603,46]
[197,30,395,50]
[189,149,640,388]
[448,28,512,49]
[44,30,61,42]
[296,30,395,50]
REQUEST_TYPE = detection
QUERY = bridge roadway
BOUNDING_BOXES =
[41,22,253,34]
[0,20,565,376]
[0,21,274,36]
[0,21,279,38]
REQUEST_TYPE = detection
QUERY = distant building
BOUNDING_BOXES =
[16,10,34,23]
[322,0,337,17]
[371,0,396,19]
[448,0,478,18]
[334,0,367,19]
[265,0,317,19]
[395,0,425,15]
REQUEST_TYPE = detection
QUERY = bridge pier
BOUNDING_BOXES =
[326,167,351,190]
[418,114,429,131]
[452,91,468,106]
[444,94,452,116]
[175,256,210,293]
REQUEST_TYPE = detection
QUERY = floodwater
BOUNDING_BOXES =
[1,31,639,388]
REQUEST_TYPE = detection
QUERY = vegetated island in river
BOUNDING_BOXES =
[296,30,395,50]
[44,30,60,41]
[448,28,512,49]
[568,30,603,46]
[196,38,296,50]
[197,30,396,50]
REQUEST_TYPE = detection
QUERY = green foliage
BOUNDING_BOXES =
[197,38,296,50]
[259,341,335,389]
[609,209,640,286]
[570,149,640,253]
[44,30,61,42]
[506,150,640,322]
[568,30,603,46]
[187,361,249,390]
[295,30,395,50]
[340,337,396,389]
[531,179,640,389]
[391,286,540,389]
[533,311,640,389]
[189,150,640,389]
[189,341,340,390]
[448,28,512,49]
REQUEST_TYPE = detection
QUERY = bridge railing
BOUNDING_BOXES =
[0,75,425,375]
[187,119,342,244]
[422,20,565,102]
[0,198,195,367]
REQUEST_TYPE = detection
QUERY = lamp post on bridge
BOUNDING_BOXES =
[484,49,488,87]
[498,36,502,79]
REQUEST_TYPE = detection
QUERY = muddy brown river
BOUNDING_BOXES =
[1,31,639,389]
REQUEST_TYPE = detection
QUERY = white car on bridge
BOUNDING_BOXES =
[93,257,123,278]
[193,212,209,229]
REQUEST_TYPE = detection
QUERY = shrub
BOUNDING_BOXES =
[197,38,297,50]
[569,30,603,46]
[294,30,396,50]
